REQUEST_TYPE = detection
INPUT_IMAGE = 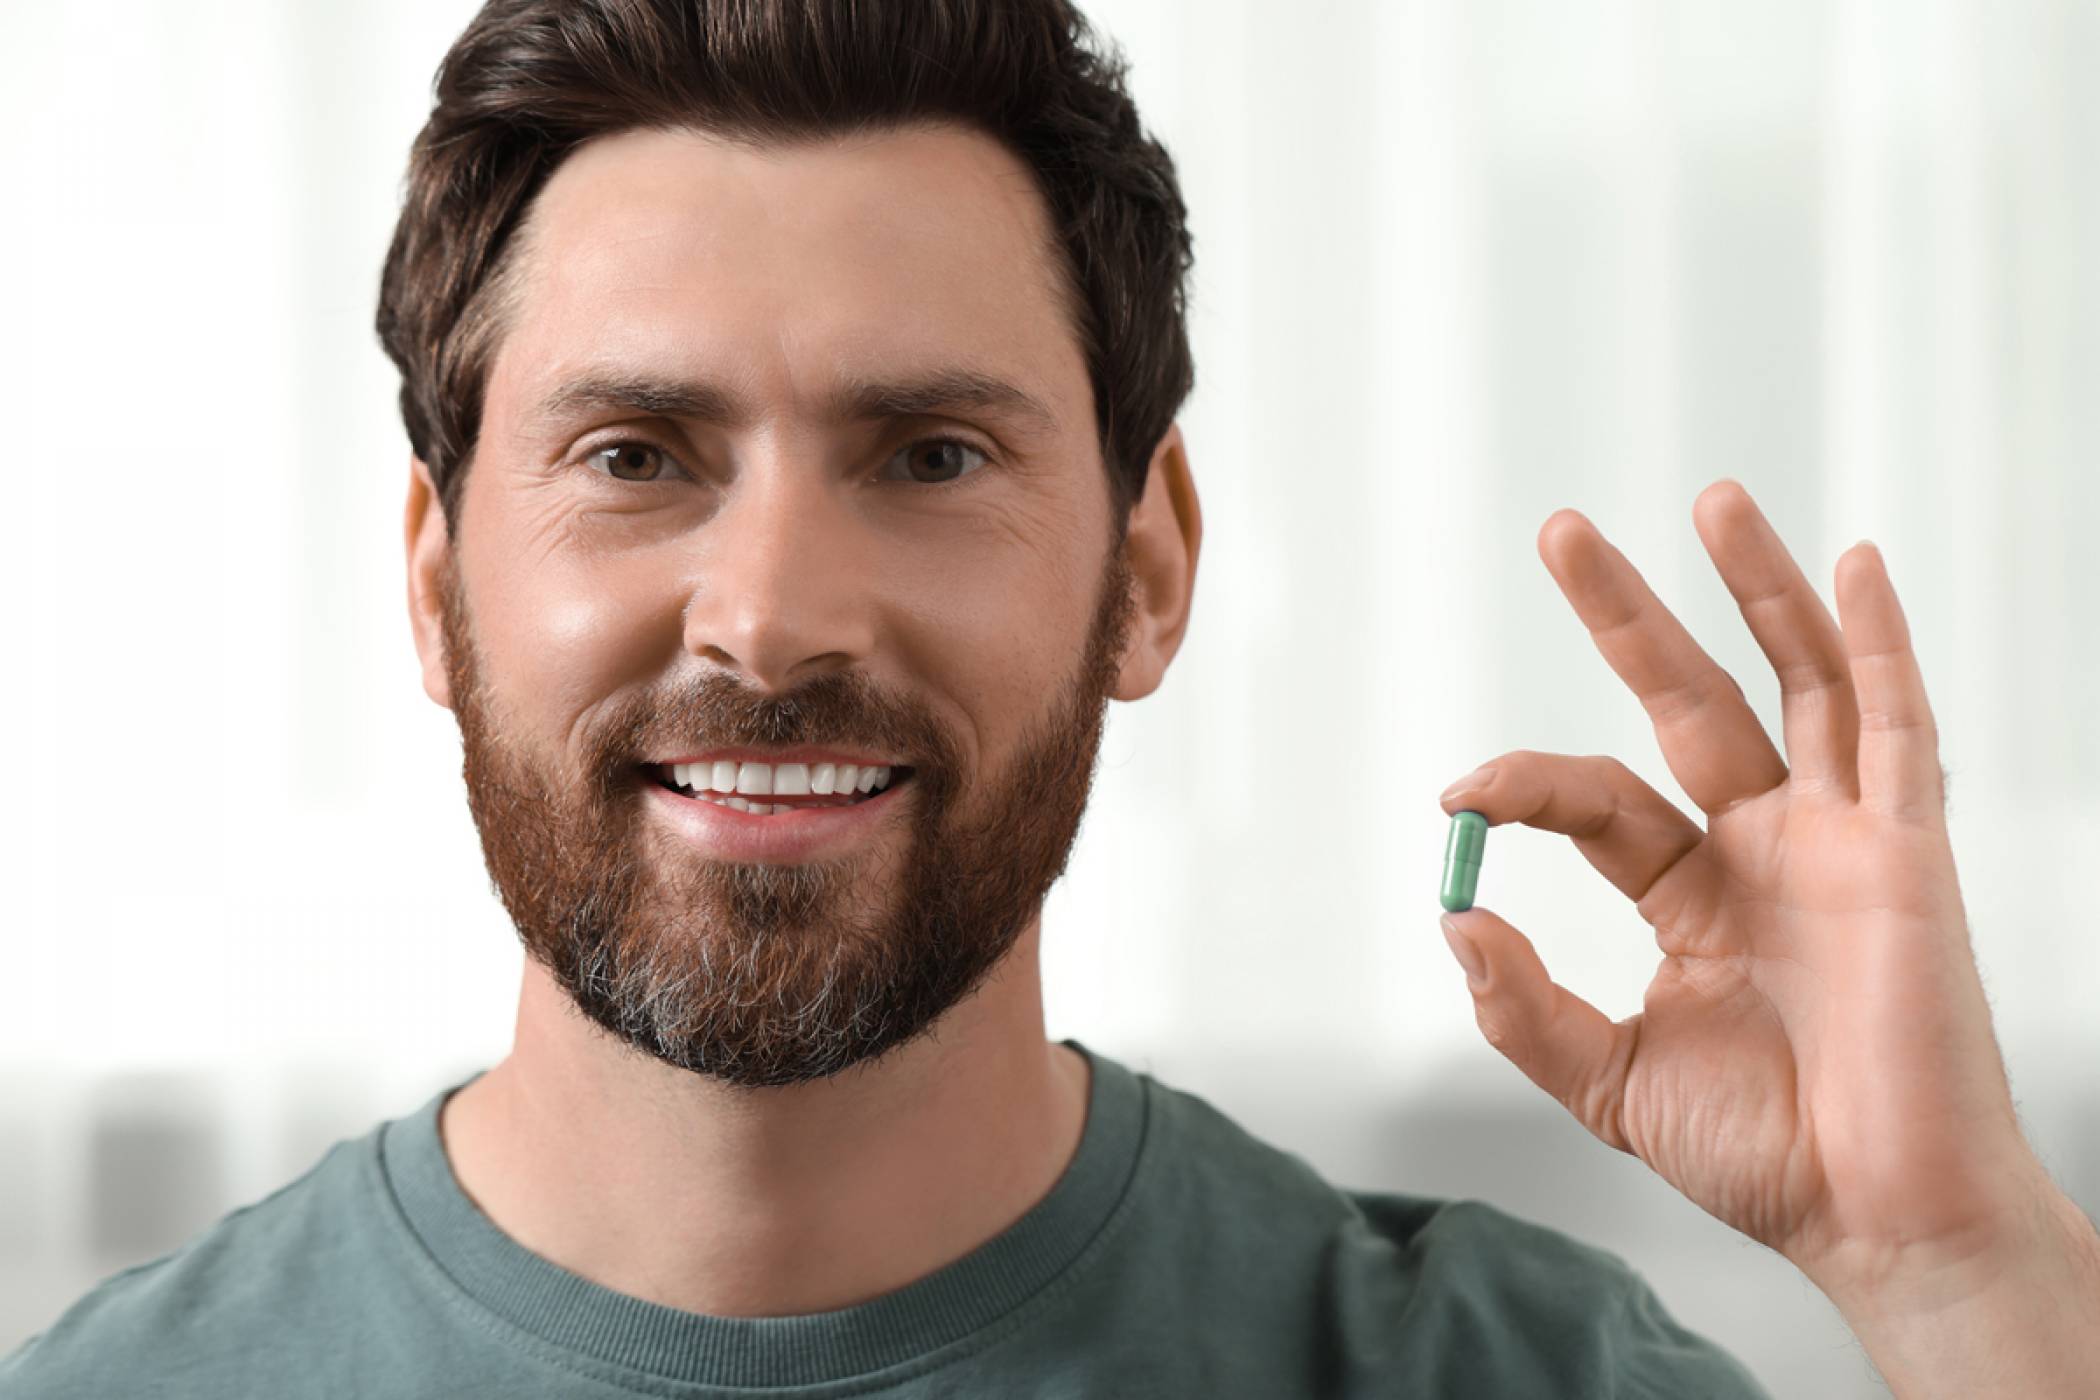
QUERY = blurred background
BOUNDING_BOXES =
[3,0,2095,1392]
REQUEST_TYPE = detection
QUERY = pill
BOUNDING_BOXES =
[1440,810,1487,912]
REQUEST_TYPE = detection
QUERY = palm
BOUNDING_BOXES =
[1440,480,2027,1282]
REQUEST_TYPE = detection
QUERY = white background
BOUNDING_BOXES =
[2,1,2095,1393]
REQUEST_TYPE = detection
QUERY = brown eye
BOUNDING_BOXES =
[880,437,991,487]
[590,440,673,483]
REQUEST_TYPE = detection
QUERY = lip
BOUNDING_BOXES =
[638,767,912,863]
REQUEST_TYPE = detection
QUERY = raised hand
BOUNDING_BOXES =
[1434,478,2043,1296]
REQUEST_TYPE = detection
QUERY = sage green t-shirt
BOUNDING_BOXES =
[2,1040,1769,1397]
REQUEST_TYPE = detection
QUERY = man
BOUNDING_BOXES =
[8,1,2096,1396]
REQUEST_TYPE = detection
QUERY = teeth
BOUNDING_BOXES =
[658,759,903,811]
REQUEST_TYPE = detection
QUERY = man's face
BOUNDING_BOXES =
[422,123,1142,1090]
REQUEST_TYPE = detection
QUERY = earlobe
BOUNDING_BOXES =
[1111,422,1202,703]
[403,453,455,711]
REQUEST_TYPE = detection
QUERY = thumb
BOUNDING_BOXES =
[1441,906,1638,1155]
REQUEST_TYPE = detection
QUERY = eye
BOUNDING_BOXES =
[877,436,992,488]
[581,435,991,489]
[585,439,685,484]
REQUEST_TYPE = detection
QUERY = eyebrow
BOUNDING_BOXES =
[526,365,1061,440]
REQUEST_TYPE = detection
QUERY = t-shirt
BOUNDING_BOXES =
[1,1039,1771,1398]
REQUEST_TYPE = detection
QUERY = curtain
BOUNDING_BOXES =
[3,2,2092,1390]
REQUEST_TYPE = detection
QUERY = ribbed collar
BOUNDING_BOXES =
[379,1038,1145,1388]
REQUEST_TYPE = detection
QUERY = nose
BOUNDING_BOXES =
[680,448,878,692]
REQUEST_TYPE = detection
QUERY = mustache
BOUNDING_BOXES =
[596,669,948,775]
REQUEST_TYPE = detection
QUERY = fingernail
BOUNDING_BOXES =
[1440,766,1495,802]
[1441,916,1487,989]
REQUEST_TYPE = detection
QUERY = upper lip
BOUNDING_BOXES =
[645,747,910,768]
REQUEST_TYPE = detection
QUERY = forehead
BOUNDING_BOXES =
[487,122,1077,432]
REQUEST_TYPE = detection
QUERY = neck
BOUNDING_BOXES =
[437,919,1090,1318]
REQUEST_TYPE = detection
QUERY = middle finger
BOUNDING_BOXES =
[1690,480,1861,801]
[1538,507,1788,818]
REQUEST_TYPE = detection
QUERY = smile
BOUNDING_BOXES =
[643,761,915,817]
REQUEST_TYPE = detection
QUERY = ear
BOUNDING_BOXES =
[404,452,455,710]
[1111,421,1202,702]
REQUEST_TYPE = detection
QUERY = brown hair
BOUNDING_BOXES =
[374,0,1196,545]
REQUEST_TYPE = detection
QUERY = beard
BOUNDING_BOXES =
[435,541,1138,1092]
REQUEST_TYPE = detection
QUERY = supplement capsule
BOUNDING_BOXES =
[1440,810,1488,912]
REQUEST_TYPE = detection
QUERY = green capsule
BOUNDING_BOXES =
[1440,810,1488,912]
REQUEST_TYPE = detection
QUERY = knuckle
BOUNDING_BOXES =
[1588,753,1634,783]
[1475,1005,1520,1055]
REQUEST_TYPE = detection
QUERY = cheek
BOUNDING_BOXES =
[904,518,1094,739]
[474,539,673,728]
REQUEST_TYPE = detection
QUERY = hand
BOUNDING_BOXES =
[1436,477,2044,1296]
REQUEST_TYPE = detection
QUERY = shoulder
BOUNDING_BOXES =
[1340,1194,1773,1397]
[1137,1070,1360,1210]
[1125,1069,1766,1396]
[0,1129,382,1398]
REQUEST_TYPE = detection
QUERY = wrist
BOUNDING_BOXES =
[1793,1154,2066,1316]
[1807,1180,2100,1400]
